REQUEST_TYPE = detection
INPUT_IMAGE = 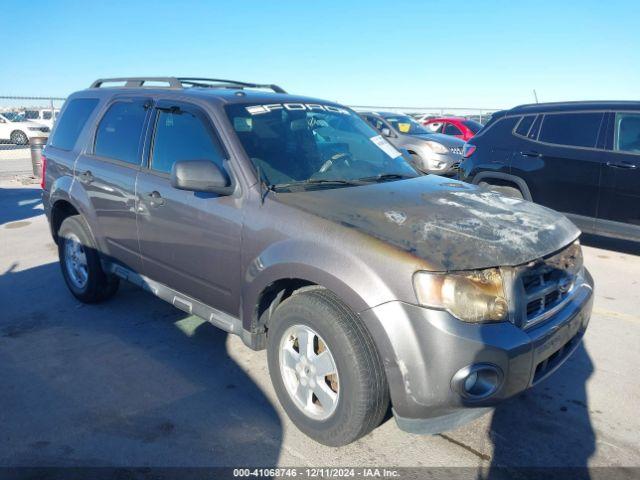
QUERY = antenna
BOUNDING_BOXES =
[533,89,539,104]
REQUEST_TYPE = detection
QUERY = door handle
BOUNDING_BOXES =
[147,190,165,207]
[521,151,541,158]
[606,161,637,169]
[78,170,94,184]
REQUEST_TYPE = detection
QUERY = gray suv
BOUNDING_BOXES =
[42,77,594,446]
[361,111,465,176]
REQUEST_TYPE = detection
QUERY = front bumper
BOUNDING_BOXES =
[417,152,462,176]
[359,268,594,434]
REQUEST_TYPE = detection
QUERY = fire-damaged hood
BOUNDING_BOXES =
[275,176,580,271]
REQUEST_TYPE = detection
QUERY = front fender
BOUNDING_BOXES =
[241,238,398,330]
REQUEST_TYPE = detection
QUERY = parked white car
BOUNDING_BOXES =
[0,112,50,145]
[23,108,60,129]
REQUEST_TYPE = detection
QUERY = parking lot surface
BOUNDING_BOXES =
[1,160,639,469]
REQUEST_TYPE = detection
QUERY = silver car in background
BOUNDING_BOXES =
[361,111,465,176]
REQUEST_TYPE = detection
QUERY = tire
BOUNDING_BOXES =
[267,289,389,446]
[478,181,524,199]
[58,215,119,303]
[10,130,29,146]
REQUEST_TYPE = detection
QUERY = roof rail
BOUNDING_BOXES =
[90,77,183,89]
[89,77,287,93]
[178,77,287,93]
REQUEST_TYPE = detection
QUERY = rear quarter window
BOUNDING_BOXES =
[514,115,535,137]
[49,98,99,150]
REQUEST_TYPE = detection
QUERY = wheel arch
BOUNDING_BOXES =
[472,171,532,201]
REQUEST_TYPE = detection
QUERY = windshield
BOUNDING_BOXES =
[2,112,25,122]
[383,114,430,135]
[225,102,418,190]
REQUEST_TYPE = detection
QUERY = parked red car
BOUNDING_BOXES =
[422,117,483,141]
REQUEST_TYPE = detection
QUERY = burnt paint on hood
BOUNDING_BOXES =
[274,176,580,272]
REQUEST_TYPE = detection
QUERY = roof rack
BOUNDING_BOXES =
[89,77,287,93]
[178,77,287,93]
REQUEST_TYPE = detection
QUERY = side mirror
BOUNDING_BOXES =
[381,127,392,138]
[170,160,232,195]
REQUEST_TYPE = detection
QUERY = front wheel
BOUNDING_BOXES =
[267,289,389,446]
[10,130,28,146]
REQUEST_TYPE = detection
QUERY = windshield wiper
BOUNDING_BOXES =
[271,178,366,191]
[357,173,416,183]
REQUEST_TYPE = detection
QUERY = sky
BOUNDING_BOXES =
[4,0,639,110]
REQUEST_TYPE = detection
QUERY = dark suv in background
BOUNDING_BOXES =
[460,101,640,241]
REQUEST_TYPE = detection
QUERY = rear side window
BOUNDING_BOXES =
[444,123,462,135]
[614,113,640,154]
[94,100,147,164]
[50,98,99,150]
[515,115,535,136]
[538,112,604,148]
[151,108,225,174]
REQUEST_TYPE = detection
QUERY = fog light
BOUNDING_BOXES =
[452,364,503,400]
[464,371,479,392]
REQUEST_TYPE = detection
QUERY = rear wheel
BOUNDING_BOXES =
[267,289,389,446]
[58,215,119,303]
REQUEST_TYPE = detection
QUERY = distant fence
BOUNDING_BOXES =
[0,96,65,149]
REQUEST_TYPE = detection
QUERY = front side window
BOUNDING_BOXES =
[49,98,99,150]
[151,108,225,174]
[94,100,147,164]
[225,103,417,189]
[538,112,603,148]
[24,110,39,120]
[614,113,640,154]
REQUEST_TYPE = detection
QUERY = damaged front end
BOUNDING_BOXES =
[359,240,593,434]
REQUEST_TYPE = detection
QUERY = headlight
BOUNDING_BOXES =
[424,141,448,154]
[413,268,508,323]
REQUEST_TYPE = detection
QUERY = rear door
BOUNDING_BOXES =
[135,99,242,314]
[596,112,640,240]
[74,96,151,272]
[512,111,605,231]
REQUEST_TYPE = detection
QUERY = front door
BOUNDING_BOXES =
[597,112,640,240]
[135,100,243,314]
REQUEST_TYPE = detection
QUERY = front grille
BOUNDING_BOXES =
[517,243,583,329]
